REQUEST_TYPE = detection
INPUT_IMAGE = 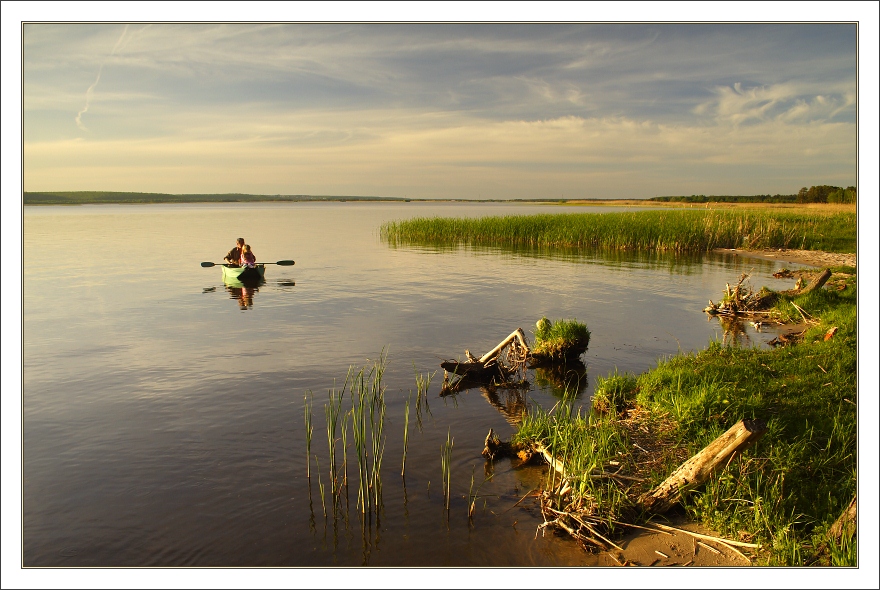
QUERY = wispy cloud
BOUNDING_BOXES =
[75,25,129,131]
[696,82,855,127]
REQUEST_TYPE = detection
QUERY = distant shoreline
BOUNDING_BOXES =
[22,192,617,206]
[23,192,855,212]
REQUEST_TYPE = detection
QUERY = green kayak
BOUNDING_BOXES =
[222,264,266,284]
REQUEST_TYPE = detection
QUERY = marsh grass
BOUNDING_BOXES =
[380,210,855,253]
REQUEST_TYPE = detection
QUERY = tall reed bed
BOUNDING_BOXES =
[306,352,389,519]
[380,210,856,253]
[349,353,388,514]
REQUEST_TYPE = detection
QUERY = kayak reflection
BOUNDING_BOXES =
[224,275,264,310]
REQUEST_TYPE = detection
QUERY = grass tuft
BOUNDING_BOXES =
[533,317,591,361]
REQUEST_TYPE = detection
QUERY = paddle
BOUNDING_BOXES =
[201,260,295,267]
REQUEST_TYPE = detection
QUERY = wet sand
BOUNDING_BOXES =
[714,248,856,269]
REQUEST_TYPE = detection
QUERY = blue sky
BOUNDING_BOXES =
[8,6,876,201]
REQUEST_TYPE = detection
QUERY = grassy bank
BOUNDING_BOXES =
[380,209,856,253]
[514,271,857,565]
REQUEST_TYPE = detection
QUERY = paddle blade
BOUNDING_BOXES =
[275,260,295,266]
[200,262,216,267]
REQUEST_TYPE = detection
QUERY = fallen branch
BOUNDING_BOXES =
[644,521,761,549]
[639,418,767,514]
[798,268,832,295]
[827,495,857,542]
[440,329,530,394]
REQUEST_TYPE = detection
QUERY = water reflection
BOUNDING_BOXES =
[223,274,268,310]
[481,385,530,425]
[714,315,756,347]
[533,360,588,399]
[385,240,711,275]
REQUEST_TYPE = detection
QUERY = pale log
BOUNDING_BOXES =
[478,328,530,364]
[640,418,767,514]
[799,268,832,294]
[827,496,857,541]
[440,328,529,378]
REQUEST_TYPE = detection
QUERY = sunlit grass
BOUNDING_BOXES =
[380,210,856,253]
[633,278,857,565]
[533,317,591,361]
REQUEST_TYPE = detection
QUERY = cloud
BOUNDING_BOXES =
[75,25,129,131]
[696,82,856,126]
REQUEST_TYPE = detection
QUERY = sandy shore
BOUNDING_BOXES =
[714,248,856,269]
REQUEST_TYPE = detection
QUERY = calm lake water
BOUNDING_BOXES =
[22,202,804,567]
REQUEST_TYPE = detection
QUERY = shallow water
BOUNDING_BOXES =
[22,202,803,566]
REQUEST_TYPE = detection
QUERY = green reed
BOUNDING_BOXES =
[413,366,435,430]
[441,428,454,510]
[347,352,389,514]
[340,410,350,490]
[380,210,856,254]
[402,394,411,477]
[314,455,326,518]
[304,393,313,478]
[325,385,345,493]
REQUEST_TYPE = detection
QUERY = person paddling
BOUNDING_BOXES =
[224,238,245,266]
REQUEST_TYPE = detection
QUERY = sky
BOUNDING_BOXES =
[10,8,872,200]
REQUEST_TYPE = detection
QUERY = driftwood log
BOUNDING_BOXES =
[797,268,832,295]
[640,418,767,514]
[827,495,857,541]
[441,328,530,384]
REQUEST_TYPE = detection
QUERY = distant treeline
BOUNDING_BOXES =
[797,185,857,204]
[23,191,412,205]
[650,194,797,204]
[652,184,856,205]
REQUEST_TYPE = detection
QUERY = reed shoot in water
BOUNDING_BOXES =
[314,455,326,518]
[441,428,454,510]
[304,393,313,478]
[402,394,411,477]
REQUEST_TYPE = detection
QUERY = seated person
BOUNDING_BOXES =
[240,244,256,268]
[224,238,245,266]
